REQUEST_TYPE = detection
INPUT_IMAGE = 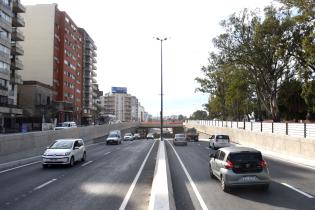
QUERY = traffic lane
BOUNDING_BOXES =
[0,139,136,205]
[2,140,156,210]
[166,140,315,210]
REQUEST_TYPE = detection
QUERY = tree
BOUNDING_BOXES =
[212,7,297,121]
[190,110,208,120]
[278,79,307,120]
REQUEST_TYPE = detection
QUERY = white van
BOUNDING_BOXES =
[106,130,122,145]
[54,122,77,130]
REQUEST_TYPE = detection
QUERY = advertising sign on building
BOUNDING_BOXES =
[112,87,127,94]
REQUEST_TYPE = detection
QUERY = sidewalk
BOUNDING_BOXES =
[199,138,315,169]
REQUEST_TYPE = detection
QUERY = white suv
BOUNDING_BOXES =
[42,138,86,168]
[54,122,77,130]
[209,134,231,149]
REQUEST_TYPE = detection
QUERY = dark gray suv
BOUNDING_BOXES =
[209,147,270,192]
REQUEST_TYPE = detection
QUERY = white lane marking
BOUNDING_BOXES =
[119,141,156,210]
[0,161,41,175]
[0,155,41,167]
[205,147,209,150]
[104,152,111,156]
[34,178,57,191]
[81,161,93,167]
[281,183,314,198]
[167,140,209,210]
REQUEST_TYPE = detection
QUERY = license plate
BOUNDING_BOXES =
[241,176,257,182]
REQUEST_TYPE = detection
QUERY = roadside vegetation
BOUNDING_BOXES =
[195,0,315,122]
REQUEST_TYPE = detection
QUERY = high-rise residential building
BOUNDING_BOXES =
[101,88,145,122]
[78,28,97,125]
[20,4,83,124]
[0,0,25,133]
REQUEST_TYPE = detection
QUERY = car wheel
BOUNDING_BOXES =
[81,152,86,162]
[209,163,215,179]
[106,142,108,145]
[261,184,269,191]
[213,144,216,150]
[69,156,75,167]
[221,176,230,192]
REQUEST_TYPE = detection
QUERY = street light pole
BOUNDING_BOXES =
[155,37,167,141]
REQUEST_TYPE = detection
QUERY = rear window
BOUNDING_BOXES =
[228,152,262,163]
[216,135,229,140]
[175,134,185,138]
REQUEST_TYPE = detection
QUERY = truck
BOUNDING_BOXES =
[185,127,199,141]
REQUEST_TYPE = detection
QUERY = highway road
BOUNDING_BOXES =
[165,140,315,210]
[0,139,158,210]
[1,138,315,210]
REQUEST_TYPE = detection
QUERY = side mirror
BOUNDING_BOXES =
[209,153,215,158]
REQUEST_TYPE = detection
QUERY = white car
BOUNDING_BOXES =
[42,138,86,168]
[209,134,231,149]
[54,121,77,130]
[124,133,134,141]
[106,131,122,145]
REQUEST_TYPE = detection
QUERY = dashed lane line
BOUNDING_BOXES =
[34,179,57,191]
[81,161,93,167]
[281,183,314,198]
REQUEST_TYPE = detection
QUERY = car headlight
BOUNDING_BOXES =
[43,152,47,156]
[65,152,71,156]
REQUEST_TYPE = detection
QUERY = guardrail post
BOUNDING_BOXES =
[272,122,274,133]
[286,122,288,135]
[231,121,232,128]
[237,121,238,128]
[243,119,245,130]
[251,122,253,131]
[260,121,263,132]
[304,123,306,138]
[222,120,223,127]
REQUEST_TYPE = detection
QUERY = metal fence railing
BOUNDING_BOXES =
[185,120,315,139]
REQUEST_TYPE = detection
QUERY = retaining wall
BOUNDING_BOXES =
[185,123,315,160]
[0,123,139,156]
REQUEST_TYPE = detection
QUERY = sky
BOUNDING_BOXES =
[22,0,274,117]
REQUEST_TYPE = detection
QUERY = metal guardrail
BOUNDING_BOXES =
[186,120,315,139]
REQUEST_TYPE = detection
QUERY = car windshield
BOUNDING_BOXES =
[216,135,229,140]
[175,134,185,138]
[109,134,118,138]
[125,133,132,136]
[228,152,262,164]
[49,141,73,149]
[61,122,71,127]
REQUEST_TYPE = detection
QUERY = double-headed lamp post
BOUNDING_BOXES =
[155,37,167,141]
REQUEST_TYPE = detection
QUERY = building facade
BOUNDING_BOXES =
[102,90,146,122]
[0,0,25,133]
[78,28,97,125]
[20,4,83,124]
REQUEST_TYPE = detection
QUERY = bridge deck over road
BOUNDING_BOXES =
[139,121,184,128]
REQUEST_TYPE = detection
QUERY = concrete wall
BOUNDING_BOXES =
[185,123,315,160]
[0,122,139,156]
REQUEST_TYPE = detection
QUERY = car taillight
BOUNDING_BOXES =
[224,160,234,169]
[260,160,267,168]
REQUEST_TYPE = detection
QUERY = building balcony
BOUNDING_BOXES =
[11,42,24,55]
[0,36,11,49]
[10,73,22,85]
[0,51,10,64]
[13,0,26,13]
[12,14,25,27]
[10,57,23,70]
[0,17,12,32]
[11,28,24,41]
[92,65,97,70]
[92,57,97,63]
[0,1,13,17]
[92,50,97,57]
[92,78,97,83]
[92,71,97,77]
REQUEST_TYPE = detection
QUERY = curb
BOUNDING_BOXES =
[149,140,176,210]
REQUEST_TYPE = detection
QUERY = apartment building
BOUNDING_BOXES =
[0,0,25,133]
[20,4,83,124]
[78,28,97,125]
[102,88,146,122]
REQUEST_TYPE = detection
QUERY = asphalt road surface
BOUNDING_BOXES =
[0,139,158,210]
[165,140,315,210]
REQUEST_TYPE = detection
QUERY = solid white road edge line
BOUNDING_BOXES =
[34,178,57,191]
[148,141,169,210]
[81,161,93,167]
[104,152,111,156]
[0,161,41,175]
[119,140,156,210]
[167,140,209,210]
[281,183,314,198]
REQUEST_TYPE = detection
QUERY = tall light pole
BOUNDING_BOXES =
[155,37,167,141]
